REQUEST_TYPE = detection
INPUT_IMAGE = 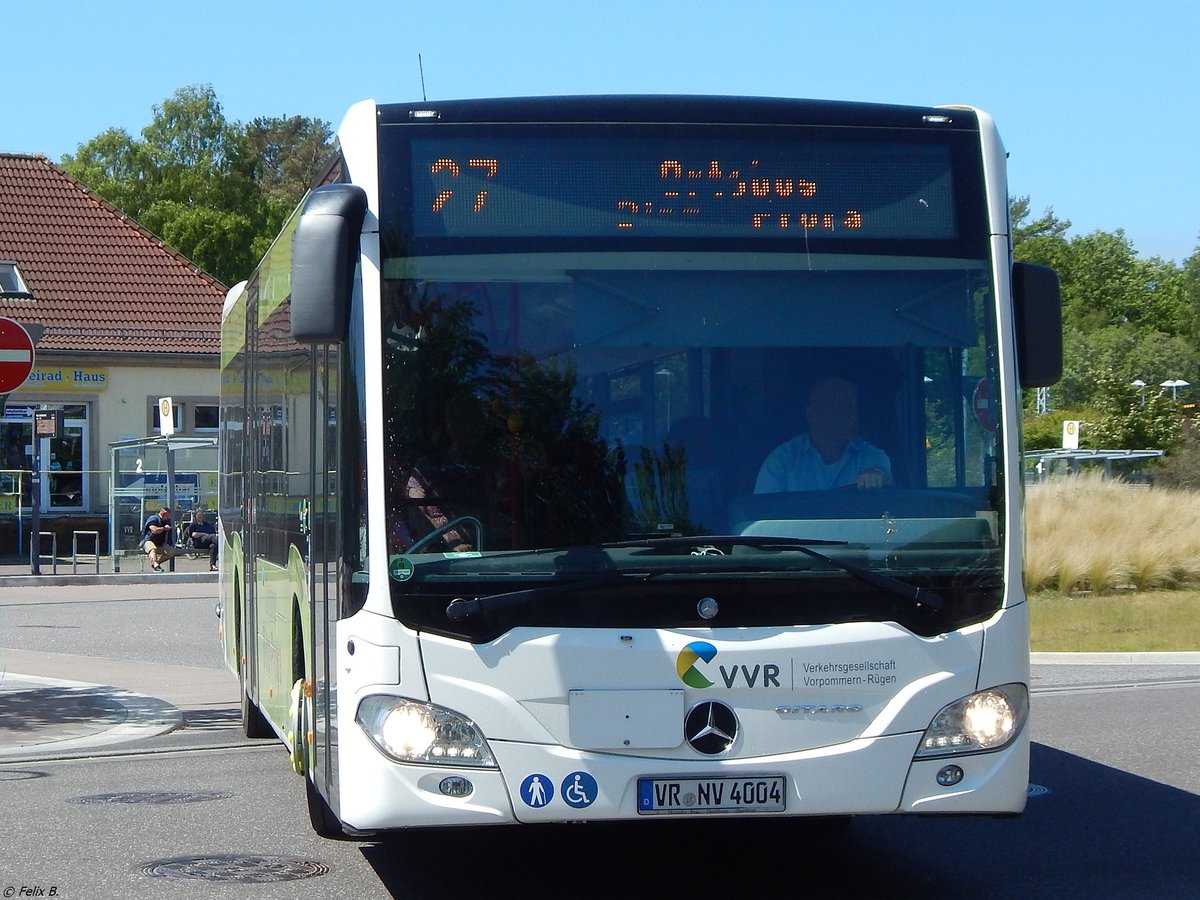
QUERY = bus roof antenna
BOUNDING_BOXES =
[419,54,428,102]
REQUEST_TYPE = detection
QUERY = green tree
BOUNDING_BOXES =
[1013,198,1200,463]
[1156,418,1200,489]
[59,127,150,216]
[1179,240,1200,345]
[1059,230,1187,332]
[1014,198,1198,419]
[244,115,333,260]
[61,85,331,285]
[1021,407,1094,452]
[245,115,332,206]
[1010,196,1071,246]
[1052,325,1200,410]
[1080,368,1180,452]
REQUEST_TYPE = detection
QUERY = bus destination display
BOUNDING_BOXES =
[410,138,957,241]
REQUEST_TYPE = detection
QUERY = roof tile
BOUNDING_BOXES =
[0,153,227,355]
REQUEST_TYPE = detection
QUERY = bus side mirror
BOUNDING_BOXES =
[290,184,369,343]
[1013,262,1063,388]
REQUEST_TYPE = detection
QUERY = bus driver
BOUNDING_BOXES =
[754,376,891,493]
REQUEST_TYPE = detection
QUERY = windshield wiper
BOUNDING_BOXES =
[445,534,943,619]
[603,534,945,612]
[601,534,846,550]
[446,571,653,621]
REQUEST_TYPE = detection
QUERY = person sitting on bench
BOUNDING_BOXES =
[141,507,176,572]
[185,508,219,571]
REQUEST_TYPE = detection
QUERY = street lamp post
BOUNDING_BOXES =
[1131,379,1147,405]
[1161,379,1190,401]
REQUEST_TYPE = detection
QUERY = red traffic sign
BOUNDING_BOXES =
[0,316,36,393]
[972,377,996,433]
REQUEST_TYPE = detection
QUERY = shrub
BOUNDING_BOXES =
[1155,418,1200,490]
[1025,472,1200,594]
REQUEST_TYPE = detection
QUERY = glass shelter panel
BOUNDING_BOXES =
[109,437,218,558]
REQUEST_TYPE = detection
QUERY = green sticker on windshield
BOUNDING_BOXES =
[389,556,414,581]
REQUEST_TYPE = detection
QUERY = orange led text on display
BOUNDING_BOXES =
[617,160,862,232]
[429,158,499,215]
[426,155,863,233]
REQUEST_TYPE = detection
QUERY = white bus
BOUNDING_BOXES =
[218,96,1062,837]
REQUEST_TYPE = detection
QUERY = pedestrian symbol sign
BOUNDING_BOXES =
[520,774,553,808]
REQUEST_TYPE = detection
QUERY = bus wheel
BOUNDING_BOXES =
[297,686,360,840]
[240,670,274,739]
[288,678,307,774]
[306,771,349,839]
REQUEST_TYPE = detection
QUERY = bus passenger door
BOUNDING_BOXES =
[308,344,339,808]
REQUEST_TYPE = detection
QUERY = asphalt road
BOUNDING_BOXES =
[1,580,1198,898]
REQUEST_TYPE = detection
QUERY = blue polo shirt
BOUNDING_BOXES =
[142,514,173,546]
[754,434,892,493]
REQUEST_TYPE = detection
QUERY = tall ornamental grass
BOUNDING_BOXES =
[1025,472,1200,594]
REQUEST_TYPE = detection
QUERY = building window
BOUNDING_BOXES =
[149,398,221,434]
[1,403,90,510]
[151,401,184,434]
[195,404,219,433]
[0,261,32,298]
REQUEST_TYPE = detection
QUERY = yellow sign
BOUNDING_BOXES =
[16,367,108,392]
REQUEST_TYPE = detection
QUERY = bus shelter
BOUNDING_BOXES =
[1023,448,1165,482]
[109,435,217,569]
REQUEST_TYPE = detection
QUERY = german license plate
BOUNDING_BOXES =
[637,776,786,814]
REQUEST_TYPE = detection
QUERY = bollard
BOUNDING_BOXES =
[31,531,57,574]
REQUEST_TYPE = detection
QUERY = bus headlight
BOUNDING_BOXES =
[356,695,497,768]
[915,683,1028,758]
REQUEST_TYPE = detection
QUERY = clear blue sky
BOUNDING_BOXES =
[4,0,1196,263]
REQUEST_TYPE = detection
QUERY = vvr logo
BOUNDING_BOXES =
[675,641,782,689]
[676,641,717,688]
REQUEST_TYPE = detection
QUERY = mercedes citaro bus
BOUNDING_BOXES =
[217,95,1062,837]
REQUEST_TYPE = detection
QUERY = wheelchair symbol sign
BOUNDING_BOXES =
[560,771,598,809]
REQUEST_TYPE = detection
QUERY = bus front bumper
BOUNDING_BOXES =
[335,725,1028,830]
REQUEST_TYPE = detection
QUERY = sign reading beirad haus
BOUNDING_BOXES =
[17,367,109,391]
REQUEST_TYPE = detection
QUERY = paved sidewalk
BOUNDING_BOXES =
[0,649,239,759]
[1,576,234,759]
[0,551,217,586]
[0,672,182,758]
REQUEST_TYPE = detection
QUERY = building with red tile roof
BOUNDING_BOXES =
[0,153,228,547]
[0,153,225,353]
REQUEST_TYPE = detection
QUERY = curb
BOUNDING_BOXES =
[0,573,216,587]
[1031,651,1200,665]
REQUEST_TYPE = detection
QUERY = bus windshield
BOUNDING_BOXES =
[378,123,1002,640]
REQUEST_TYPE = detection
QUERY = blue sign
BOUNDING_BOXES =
[520,774,554,808]
[560,771,598,809]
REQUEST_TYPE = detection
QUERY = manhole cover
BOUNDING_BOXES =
[72,790,233,805]
[138,854,331,883]
[1027,783,1051,798]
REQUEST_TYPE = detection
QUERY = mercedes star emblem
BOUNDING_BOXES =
[684,700,739,755]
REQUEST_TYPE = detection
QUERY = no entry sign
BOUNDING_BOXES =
[0,316,36,393]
